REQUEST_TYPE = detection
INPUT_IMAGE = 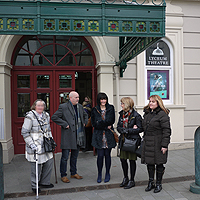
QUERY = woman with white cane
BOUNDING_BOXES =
[21,99,54,194]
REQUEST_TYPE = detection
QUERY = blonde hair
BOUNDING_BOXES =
[31,99,46,110]
[144,95,169,114]
[121,97,134,112]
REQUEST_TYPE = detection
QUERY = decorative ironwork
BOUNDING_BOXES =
[122,21,133,32]
[0,0,165,36]
[136,21,146,32]
[22,19,34,30]
[7,18,19,30]
[59,20,70,31]
[1,0,165,6]
[0,19,3,30]
[150,22,160,32]
[88,20,99,32]
[118,36,161,76]
[44,19,56,31]
[108,21,119,32]
[74,20,85,31]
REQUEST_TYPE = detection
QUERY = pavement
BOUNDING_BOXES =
[3,148,200,200]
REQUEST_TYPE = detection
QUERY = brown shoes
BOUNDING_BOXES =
[71,174,83,179]
[61,176,70,183]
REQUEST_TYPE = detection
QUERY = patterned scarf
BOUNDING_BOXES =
[123,109,132,128]
[71,102,85,148]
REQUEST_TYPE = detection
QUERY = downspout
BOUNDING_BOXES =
[114,65,120,114]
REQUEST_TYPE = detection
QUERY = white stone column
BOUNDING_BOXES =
[0,62,14,163]
[96,63,115,104]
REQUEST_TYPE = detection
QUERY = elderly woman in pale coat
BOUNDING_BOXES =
[21,99,54,194]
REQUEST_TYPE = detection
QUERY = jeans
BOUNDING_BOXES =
[60,147,80,177]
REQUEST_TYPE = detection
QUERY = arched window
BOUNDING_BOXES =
[12,36,95,67]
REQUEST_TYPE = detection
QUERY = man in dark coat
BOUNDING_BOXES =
[52,91,88,183]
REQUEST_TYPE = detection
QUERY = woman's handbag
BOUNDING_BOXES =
[32,111,57,152]
[85,116,92,127]
[121,137,141,153]
[43,136,57,152]
[110,129,119,143]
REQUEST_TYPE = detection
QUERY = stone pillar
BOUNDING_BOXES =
[190,126,200,194]
[0,62,14,164]
[96,63,114,104]
[0,142,4,200]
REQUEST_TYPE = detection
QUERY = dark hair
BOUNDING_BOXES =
[96,92,108,106]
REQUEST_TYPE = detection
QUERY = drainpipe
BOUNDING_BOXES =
[114,65,120,114]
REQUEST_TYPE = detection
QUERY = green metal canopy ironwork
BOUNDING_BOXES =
[0,0,165,76]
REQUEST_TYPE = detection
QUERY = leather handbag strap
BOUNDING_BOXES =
[31,111,44,134]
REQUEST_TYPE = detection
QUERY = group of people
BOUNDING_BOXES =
[21,91,171,194]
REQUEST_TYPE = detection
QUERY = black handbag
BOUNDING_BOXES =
[121,137,141,153]
[32,111,57,152]
[43,136,57,152]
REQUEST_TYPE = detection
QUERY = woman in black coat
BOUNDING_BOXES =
[117,97,143,189]
[91,93,116,183]
[142,95,171,193]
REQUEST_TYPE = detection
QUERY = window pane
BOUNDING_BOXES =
[17,93,30,117]
[37,93,50,113]
[17,75,30,88]
[37,75,49,88]
[59,92,70,104]
[59,75,72,88]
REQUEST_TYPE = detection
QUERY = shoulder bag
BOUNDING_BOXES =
[121,111,141,153]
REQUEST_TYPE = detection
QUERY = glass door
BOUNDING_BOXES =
[53,71,75,149]
[12,71,53,154]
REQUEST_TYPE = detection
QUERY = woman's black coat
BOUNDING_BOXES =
[117,109,143,147]
[91,103,116,149]
[141,107,171,165]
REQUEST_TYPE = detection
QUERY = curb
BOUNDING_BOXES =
[4,175,195,199]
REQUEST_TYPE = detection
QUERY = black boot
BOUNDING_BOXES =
[120,177,129,187]
[154,166,165,193]
[145,165,155,192]
[124,180,135,189]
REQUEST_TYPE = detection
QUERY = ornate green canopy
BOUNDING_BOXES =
[0,0,165,76]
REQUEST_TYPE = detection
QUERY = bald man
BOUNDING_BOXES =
[52,91,88,183]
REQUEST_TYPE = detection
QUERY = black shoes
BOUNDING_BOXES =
[124,180,135,189]
[120,177,129,187]
[32,188,41,194]
[39,183,54,188]
[145,180,155,192]
[154,183,162,193]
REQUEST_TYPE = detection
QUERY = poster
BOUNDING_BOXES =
[147,70,169,99]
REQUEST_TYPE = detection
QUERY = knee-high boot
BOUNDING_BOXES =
[154,166,165,193]
[145,165,155,192]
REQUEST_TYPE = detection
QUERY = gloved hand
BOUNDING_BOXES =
[121,127,128,135]
[30,143,37,151]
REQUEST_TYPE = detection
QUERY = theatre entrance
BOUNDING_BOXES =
[11,35,96,154]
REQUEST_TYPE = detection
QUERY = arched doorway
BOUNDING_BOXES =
[11,35,97,154]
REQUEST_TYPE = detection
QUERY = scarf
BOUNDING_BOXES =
[123,109,132,128]
[71,102,85,148]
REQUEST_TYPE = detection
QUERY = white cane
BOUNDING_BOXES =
[35,150,39,200]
